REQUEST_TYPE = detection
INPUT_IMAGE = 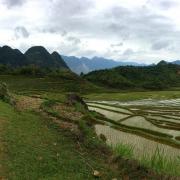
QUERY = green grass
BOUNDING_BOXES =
[111,143,180,176]
[112,143,134,158]
[0,75,104,96]
[86,90,180,101]
[0,101,119,179]
[1,75,180,103]
[140,147,180,176]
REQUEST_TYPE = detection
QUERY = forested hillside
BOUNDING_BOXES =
[84,61,180,90]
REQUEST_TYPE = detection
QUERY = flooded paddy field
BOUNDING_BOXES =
[95,124,179,159]
[87,98,180,166]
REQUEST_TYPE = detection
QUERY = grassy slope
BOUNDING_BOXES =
[1,75,180,102]
[0,75,103,94]
[0,101,121,179]
[0,75,107,102]
[0,75,179,178]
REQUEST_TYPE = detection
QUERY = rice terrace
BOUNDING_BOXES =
[87,99,180,165]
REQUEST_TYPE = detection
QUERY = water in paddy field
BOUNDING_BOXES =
[87,99,180,161]
[95,124,180,159]
[88,102,133,114]
[88,106,130,121]
[121,116,180,138]
[89,98,180,107]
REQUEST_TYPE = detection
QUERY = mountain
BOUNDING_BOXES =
[84,61,180,90]
[0,46,28,67]
[172,60,180,65]
[25,46,69,69]
[62,55,146,74]
[0,45,69,70]
[51,51,69,69]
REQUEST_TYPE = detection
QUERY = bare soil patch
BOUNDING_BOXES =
[16,96,43,111]
[53,104,83,121]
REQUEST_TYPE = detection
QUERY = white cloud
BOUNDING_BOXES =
[0,0,180,63]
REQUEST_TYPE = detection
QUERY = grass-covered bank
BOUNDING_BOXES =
[0,101,121,179]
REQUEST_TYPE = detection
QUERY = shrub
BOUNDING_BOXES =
[0,82,14,105]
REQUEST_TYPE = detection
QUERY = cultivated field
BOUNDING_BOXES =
[87,99,180,175]
[0,75,180,177]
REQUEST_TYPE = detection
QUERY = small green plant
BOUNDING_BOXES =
[112,143,134,158]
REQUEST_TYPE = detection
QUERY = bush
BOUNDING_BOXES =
[0,82,14,104]
[143,79,168,90]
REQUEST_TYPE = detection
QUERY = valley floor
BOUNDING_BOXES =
[0,75,179,179]
[0,95,177,179]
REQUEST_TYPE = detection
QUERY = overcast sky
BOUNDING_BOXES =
[0,0,180,63]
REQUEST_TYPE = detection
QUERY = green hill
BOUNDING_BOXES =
[84,61,180,90]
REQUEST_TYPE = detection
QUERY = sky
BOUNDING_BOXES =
[0,0,180,64]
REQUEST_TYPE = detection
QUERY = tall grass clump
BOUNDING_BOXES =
[140,147,180,176]
[112,143,134,158]
[111,144,180,176]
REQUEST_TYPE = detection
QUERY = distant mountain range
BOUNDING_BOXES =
[172,60,180,65]
[62,56,147,74]
[0,45,69,70]
[1,45,180,74]
[63,55,180,74]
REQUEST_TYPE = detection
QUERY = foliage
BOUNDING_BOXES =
[0,64,71,77]
[84,62,180,90]
[0,82,14,104]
